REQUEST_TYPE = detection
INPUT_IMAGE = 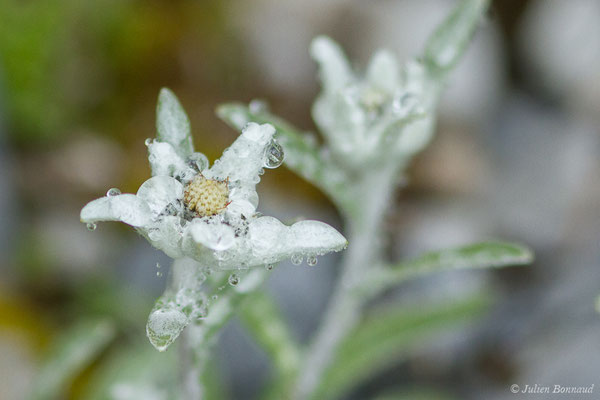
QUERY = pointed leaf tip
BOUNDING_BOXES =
[156,88,193,156]
[310,36,353,92]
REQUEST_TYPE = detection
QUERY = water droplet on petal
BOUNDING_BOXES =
[106,188,121,197]
[187,152,209,173]
[307,255,318,266]
[265,263,274,270]
[191,223,236,251]
[249,99,269,114]
[228,273,239,286]
[263,139,284,169]
[291,254,303,265]
[148,229,161,241]
[86,222,97,231]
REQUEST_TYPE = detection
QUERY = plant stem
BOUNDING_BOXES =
[180,326,204,400]
[293,164,398,400]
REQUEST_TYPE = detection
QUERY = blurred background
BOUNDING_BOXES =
[0,0,599,399]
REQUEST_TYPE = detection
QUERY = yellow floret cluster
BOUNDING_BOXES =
[184,175,230,217]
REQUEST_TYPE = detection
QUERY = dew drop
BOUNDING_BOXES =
[212,295,218,300]
[156,271,163,277]
[249,99,268,114]
[228,273,239,286]
[146,307,188,352]
[145,138,152,146]
[106,187,121,197]
[86,222,97,231]
[148,229,161,241]
[263,140,284,169]
[291,254,303,266]
[187,152,209,173]
[307,255,318,266]
[265,263,274,271]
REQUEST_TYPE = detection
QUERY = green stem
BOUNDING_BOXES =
[293,164,397,400]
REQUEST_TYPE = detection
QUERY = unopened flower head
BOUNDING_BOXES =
[80,88,347,270]
[310,36,434,168]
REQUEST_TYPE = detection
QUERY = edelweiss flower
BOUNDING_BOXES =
[81,88,347,270]
[310,36,434,167]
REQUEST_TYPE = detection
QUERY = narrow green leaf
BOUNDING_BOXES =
[240,291,300,376]
[240,291,301,400]
[29,318,116,400]
[216,103,348,207]
[81,341,178,400]
[361,241,533,298]
[311,295,489,400]
[156,88,193,156]
[201,353,229,400]
[424,0,490,72]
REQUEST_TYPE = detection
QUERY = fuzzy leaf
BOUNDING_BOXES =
[310,36,353,93]
[311,295,488,400]
[240,291,300,378]
[80,342,178,400]
[156,88,193,156]
[30,319,116,400]
[216,103,347,206]
[424,0,490,72]
[361,242,533,298]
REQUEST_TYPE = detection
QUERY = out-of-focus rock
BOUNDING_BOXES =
[519,0,600,116]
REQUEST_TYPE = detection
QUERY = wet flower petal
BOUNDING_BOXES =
[147,140,195,180]
[156,88,194,157]
[80,194,153,227]
[247,216,347,265]
[143,216,184,259]
[290,220,348,255]
[189,222,236,252]
[137,176,184,217]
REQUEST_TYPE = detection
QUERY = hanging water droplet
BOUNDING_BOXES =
[291,254,303,266]
[392,93,419,117]
[106,187,121,197]
[145,138,152,146]
[86,222,97,231]
[228,273,239,286]
[263,140,284,169]
[307,255,318,266]
[146,307,188,352]
[156,271,163,277]
[265,263,274,271]
[156,262,161,269]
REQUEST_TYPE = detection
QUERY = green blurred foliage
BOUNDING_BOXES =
[0,0,245,147]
